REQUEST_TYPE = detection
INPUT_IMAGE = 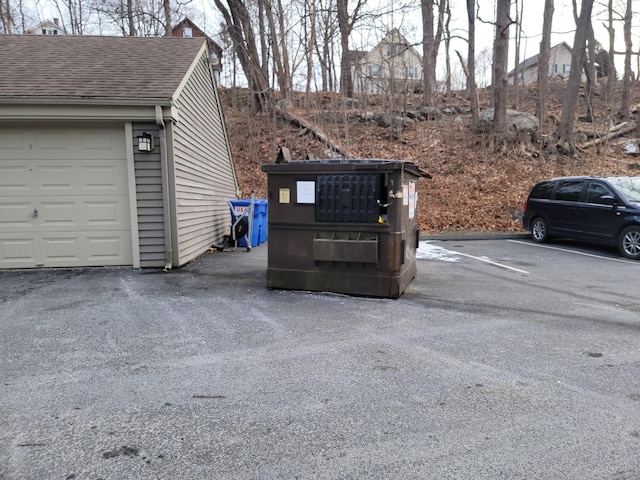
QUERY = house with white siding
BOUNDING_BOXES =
[351,29,423,94]
[26,18,66,35]
[507,42,587,84]
[0,34,239,270]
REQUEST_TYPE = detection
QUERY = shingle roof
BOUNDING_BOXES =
[0,35,206,101]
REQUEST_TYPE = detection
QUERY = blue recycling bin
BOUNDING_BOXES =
[229,199,264,248]
[255,200,268,244]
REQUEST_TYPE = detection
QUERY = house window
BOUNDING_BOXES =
[549,64,558,75]
[563,64,571,74]
[53,30,57,34]
[184,27,193,37]
[386,44,403,57]
[42,29,46,34]
[406,66,418,79]
[369,64,380,78]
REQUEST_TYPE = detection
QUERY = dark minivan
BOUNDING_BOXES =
[522,176,640,259]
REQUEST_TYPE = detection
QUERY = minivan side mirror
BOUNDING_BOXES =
[600,195,616,205]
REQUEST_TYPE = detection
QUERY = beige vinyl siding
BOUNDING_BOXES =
[133,125,166,268]
[172,53,238,266]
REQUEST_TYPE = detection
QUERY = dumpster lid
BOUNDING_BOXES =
[262,158,432,179]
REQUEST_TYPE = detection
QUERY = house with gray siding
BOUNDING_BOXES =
[0,34,239,270]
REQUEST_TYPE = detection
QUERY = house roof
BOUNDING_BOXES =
[172,17,222,57]
[348,49,367,65]
[0,35,207,102]
[355,29,422,65]
[26,19,66,34]
[508,41,572,76]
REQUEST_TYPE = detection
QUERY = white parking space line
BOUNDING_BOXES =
[507,239,636,264]
[418,241,529,274]
[454,252,530,274]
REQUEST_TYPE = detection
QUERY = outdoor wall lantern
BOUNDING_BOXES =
[137,132,154,152]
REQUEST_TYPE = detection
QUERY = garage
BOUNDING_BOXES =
[0,126,133,269]
[1,35,239,270]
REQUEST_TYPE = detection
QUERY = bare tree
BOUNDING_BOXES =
[491,0,511,140]
[602,0,616,103]
[314,0,337,92]
[262,0,292,100]
[465,0,478,126]
[95,0,179,36]
[303,0,317,103]
[163,0,171,35]
[127,0,136,36]
[443,0,452,96]
[337,0,367,97]
[569,0,595,123]
[512,0,522,98]
[584,12,596,123]
[556,0,594,155]
[421,0,447,106]
[213,0,271,112]
[619,0,632,121]
[0,0,15,33]
[536,0,554,129]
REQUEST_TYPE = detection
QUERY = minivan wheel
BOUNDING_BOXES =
[618,226,640,260]
[531,217,549,243]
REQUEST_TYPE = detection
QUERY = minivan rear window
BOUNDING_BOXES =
[529,181,555,199]
[555,180,584,202]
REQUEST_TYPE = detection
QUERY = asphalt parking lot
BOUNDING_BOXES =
[1,237,639,480]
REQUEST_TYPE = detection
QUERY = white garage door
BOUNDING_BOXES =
[0,126,133,268]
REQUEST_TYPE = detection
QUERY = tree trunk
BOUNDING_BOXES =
[536,0,554,129]
[491,0,511,139]
[337,0,352,97]
[126,0,136,36]
[443,1,452,95]
[163,0,171,36]
[0,0,14,33]
[421,0,447,107]
[556,0,594,155]
[583,19,596,122]
[262,0,292,99]
[314,0,333,92]
[512,0,522,109]
[571,0,595,123]
[619,0,632,121]
[258,1,269,87]
[465,0,478,126]
[304,0,316,104]
[605,0,615,104]
[213,0,271,112]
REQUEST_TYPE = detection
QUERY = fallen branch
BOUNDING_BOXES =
[578,121,629,139]
[275,107,353,158]
[577,122,636,148]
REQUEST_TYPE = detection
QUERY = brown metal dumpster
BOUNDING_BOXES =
[261,159,431,298]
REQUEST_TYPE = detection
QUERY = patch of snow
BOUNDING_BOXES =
[416,241,460,262]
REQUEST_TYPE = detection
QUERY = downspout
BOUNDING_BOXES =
[156,105,173,271]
